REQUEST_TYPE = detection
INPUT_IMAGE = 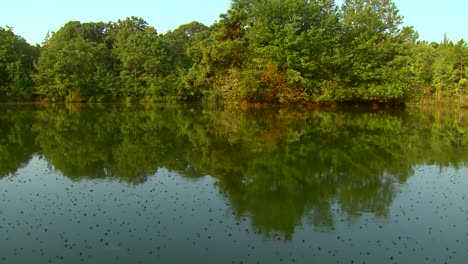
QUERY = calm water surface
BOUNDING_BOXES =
[0,104,467,263]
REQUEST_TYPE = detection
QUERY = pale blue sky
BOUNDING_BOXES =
[1,0,466,45]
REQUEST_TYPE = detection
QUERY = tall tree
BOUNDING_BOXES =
[338,0,417,103]
[240,0,341,102]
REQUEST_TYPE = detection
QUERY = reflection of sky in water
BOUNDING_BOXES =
[1,157,467,264]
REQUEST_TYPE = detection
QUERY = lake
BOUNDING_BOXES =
[0,103,467,264]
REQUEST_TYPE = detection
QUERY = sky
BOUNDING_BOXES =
[1,0,466,45]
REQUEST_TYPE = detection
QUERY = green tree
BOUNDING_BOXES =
[33,21,116,101]
[186,0,417,104]
[430,37,463,100]
[162,21,210,99]
[453,39,468,103]
[3,2,467,104]
[0,26,38,101]
[240,0,341,102]
[112,17,170,99]
[163,21,209,70]
[184,3,250,101]
[337,0,417,103]
[408,41,437,98]
[186,0,343,103]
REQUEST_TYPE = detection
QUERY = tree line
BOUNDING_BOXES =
[0,0,467,104]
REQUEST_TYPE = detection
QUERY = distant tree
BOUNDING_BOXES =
[408,41,436,97]
[453,39,467,102]
[431,36,459,99]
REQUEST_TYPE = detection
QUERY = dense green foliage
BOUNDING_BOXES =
[411,37,468,101]
[0,0,467,104]
[0,27,38,101]
[1,104,467,238]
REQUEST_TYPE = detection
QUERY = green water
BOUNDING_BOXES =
[1,103,467,263]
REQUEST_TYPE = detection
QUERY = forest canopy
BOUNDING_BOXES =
[0,0,467,104]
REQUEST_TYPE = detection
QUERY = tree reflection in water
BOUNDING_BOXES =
[0,103,466,239]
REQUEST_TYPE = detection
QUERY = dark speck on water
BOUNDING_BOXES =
[0,103,467,264]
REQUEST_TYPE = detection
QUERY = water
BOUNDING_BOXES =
[0,103,467,263]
